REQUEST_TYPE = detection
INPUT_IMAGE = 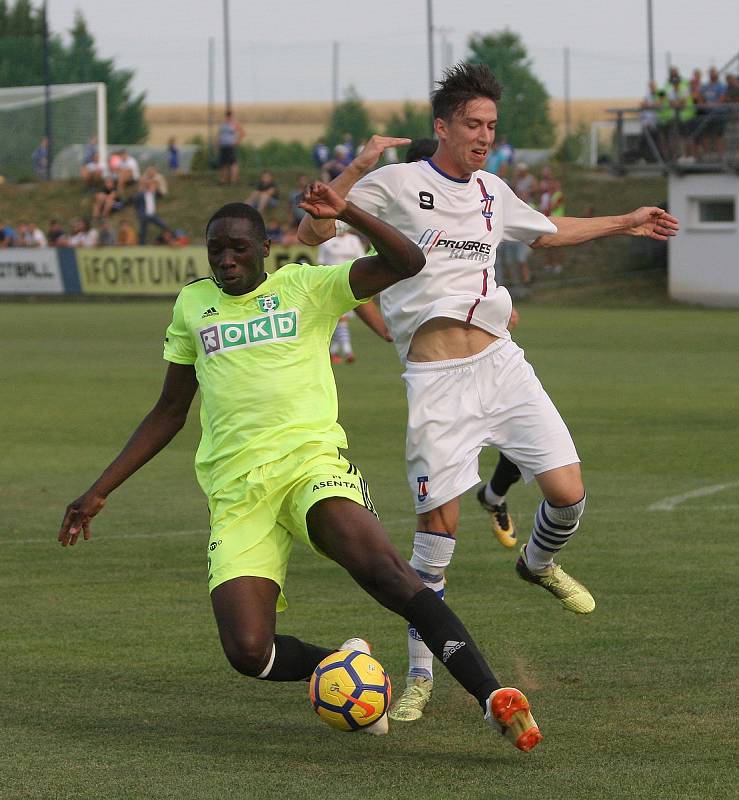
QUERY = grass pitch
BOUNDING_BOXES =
[2,301,738,800]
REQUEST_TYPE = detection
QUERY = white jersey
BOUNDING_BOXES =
[317,232,367,266]
[342,159,556,362]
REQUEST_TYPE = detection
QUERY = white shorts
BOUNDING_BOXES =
[402,338,579,513]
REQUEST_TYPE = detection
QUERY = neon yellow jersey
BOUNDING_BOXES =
[163,261,366,495]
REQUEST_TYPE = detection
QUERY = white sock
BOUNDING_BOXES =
[484,483,505,507]
[407,531,456,680]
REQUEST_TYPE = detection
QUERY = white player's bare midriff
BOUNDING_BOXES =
[406,317,498,362]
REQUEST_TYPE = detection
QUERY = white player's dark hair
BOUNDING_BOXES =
[431,62,502,121]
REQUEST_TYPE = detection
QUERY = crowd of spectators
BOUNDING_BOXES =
[3,135,189,249]
[484,147,569,283]
[639,64,738,163]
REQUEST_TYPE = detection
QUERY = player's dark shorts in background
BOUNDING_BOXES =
[218,145,236,166]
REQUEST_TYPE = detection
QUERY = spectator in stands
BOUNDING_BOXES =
[701,67,728,157]
[312,140,330,168]
[689,69,703,105]
[514,162,538,199]
[665,67,696,161]
[0,221,17,247]
[288,174,310,226]
[167,137,181,175]
[725,73,739,104]
[67,218,99,248]
[154,228,189,247]
[322,145,348,181]
[217,110,245,184]
[32,137,49,179]
[340,133,355,163]
[81,153,107,188]
[116,219,139,246]
[47,219,66,246]
[134,178,172,245]
[486,136,514,179]
[98,220,116,247]
[542,180,566,276]
[142,165,169,197]
[246,170,280,213]
[113,149,141,193]
[92,177,123,221]
[17,221,48,248]
[265,218,283,243]
[83,136,98,165]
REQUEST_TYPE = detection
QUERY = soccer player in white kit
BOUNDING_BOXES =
[298,63,679,722]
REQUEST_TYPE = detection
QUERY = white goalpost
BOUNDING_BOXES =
[0,82,107,181]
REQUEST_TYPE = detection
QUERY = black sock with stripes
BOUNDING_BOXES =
[401,588,500,709]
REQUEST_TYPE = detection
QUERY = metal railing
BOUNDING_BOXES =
[607,104,739,174]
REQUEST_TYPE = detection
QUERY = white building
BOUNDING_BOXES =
[668,172,739,307]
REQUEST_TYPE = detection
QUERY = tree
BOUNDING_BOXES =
[0,2,147,142]
[384,101,432,141]
[467,30,554,149]
[324,87,372,151]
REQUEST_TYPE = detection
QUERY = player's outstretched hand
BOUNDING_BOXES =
[625,207,680,241]
[351,135,411,173]
[58,490,106,547]
[299,182,348,220]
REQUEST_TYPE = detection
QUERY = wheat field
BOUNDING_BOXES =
[145,98,637,146]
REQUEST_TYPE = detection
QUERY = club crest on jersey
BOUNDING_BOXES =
[417,475,429,503]
[257,293,280,312]
[476,177,494,232]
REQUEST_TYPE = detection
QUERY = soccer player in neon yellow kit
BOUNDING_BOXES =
[58,182,543,751]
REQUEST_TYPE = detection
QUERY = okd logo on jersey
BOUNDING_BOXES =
[199,311,298,356]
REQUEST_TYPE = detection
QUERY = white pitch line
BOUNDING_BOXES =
[647,482,739,512]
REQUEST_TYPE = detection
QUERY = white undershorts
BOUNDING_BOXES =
[402,338,579,513]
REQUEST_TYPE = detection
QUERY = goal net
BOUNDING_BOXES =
[0,82,106,182]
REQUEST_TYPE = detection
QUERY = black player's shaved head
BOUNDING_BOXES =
[206,202,266,239]
[431,62,502,121]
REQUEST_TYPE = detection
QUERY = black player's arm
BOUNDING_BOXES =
[339,202,425,299]
[531,207,679,248]
[299,182,424,298]
[58,362,198,546]
[297,135,409,246]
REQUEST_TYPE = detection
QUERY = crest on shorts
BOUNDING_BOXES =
[257,293,280,312]
[417,475,429,503]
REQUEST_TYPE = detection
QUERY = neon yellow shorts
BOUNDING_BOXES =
[206,442,377,610]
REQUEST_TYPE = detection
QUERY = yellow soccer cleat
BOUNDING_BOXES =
[515,545,595,614]
[484,687,543,752]
[388,676,433,722]
[476,486,517,548]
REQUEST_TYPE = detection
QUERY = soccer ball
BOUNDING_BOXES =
[309,649,391,732]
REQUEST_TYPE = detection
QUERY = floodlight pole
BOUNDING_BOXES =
[223,0,233,114]
[646,0,655,83]
[208,36,216,162]
[42,1,53,180]
[426,0,434,134]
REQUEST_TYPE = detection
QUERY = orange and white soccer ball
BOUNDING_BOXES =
[309,649,391,732]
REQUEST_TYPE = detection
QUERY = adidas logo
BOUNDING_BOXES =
[201,306,219,318]
[442,640,466,662]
